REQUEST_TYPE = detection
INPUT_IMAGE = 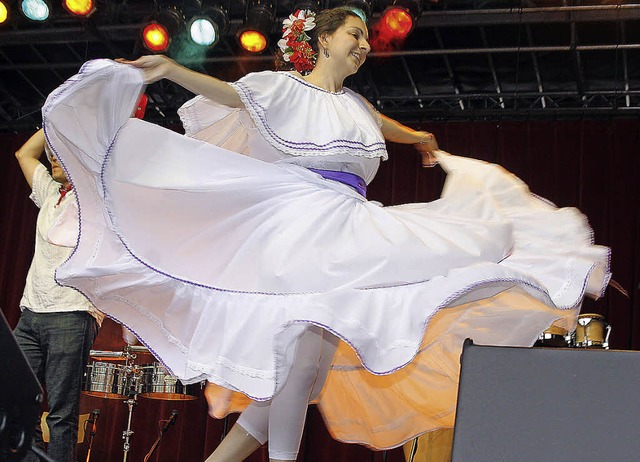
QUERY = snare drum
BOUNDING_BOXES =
[139,363,198,401]
[574,313,611,349]
[83,361,130,399]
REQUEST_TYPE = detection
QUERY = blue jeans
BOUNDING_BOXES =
[14,309,98,462]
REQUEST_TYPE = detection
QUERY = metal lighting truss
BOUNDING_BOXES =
[0,2,639,130]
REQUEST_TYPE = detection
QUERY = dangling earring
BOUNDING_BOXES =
[323,48,330,58]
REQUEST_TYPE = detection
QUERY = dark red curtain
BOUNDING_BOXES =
[1,133,36,328]
[2,119,639,461]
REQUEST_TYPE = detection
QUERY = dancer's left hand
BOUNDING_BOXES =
[115,55,176,84]
[414,133,439,168]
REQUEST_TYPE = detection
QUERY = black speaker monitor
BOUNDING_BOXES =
[452,340,640,462]
[0,310,43,460]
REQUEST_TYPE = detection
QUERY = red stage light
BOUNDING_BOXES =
[133,93,148,119]
[142,22,170,52]
[380,7,413,39]
[63,0,94,17]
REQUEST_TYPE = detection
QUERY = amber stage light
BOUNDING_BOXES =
[238,0,273,53]
[239,29,268,53]
[62,0,95,17]
[0,1,9,25]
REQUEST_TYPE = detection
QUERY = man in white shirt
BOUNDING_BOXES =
[14,129,103,462]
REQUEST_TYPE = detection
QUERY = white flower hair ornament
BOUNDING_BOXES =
[277,10,318,74]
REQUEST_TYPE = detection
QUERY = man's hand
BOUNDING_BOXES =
[15,129,45,188]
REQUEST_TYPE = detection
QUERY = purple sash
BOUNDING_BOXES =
[308,168,367,198]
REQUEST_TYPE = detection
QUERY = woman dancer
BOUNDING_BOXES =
[42,6,610,462]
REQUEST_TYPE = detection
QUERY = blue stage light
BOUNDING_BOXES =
[343,0,371,23]
[189,17,216,46]
[188,3,228,48]
[21,0,50,21]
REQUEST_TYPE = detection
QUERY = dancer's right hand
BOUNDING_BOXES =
[116,55,176,84]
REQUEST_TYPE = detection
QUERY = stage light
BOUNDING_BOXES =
[189,18,216,46]
[343,0,371,23]
[292,0,320,13]
[239,30,267,53]
[381,7,412,37]
[141,5,183,53]
[188,3,228,47]
[21,0,50,21]
[238,0,273,53]
[133,93,148,119]
[378,0,421,40]
[0,2,9,25]
[142,22,170,52]
[63,0,95,17]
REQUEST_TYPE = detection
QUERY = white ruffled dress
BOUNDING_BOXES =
[43,60,610,449]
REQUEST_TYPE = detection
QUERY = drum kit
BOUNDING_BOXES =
[82,344,201,462]
[535,313,612,349]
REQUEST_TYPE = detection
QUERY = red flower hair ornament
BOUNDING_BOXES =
[277,10,317,74]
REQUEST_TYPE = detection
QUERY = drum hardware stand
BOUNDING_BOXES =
[142,410,179,462]
[122,392,138,462]
[122,345,143,462]
[85,408,100,462]
[603,324,611,349]
[123,344,138,369]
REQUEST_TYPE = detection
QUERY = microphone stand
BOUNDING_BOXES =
[85,409,100,462]
[221,415,229,441]
[143,410,178,462]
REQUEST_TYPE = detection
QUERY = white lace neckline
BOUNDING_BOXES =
[285,73,346,95]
